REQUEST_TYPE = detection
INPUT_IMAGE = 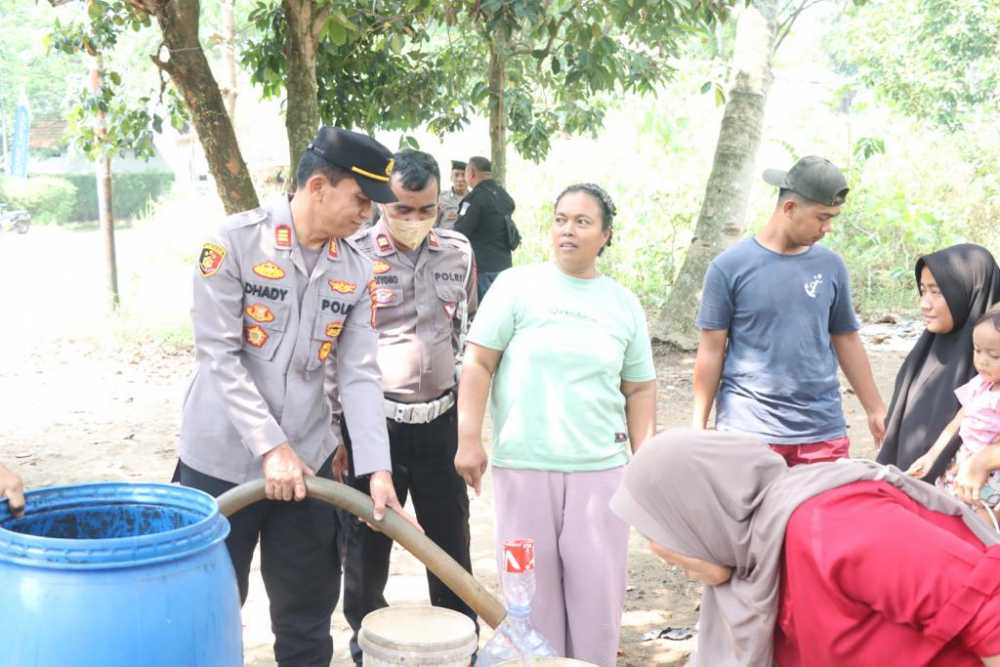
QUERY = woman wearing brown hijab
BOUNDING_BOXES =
[612,430,1000,666]
[878,244,1000,481]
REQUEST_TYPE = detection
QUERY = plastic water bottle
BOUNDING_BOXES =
[477,539,557,666]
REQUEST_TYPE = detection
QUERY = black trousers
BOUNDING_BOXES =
[340,404,476,665]
[176,456,340,667]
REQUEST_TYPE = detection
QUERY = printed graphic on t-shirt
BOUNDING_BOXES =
[804,273,824,298]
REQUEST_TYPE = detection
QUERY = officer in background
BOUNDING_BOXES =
[436,159,468,230]
[177,126,411,667]
[454,156,515,300]
[334,149,478,666]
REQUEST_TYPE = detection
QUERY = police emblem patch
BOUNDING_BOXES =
[199,243,226,277]
[384,159,395,177]
[325,321,344,338]
[328,279,357,294]
[245,303,275,323]
[318,341,332,361]
[376,235,392,252]
[275,225,292,249]
[253,261,286,280]
[244,324,269,348]
[372,260,391,274]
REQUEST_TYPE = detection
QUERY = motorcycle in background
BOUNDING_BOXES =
[0,203,30,234]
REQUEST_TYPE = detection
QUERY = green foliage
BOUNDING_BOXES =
[441,0,737,162]
[832,0,1000,130]
[0,1,80,126]
[61,172,175,222]
[243,0,453,133]
[0,173,172,224]
[48,2,176,162]
[0,176,78,225]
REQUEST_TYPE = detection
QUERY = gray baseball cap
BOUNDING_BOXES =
[763,155,849,206]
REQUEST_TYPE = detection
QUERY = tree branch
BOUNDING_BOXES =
[511,13,568,57]
[773,0,826,55]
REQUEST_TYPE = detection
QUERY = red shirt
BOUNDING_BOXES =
[775,480,1000,666]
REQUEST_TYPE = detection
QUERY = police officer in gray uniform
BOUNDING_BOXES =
[177,126,410,667]
[436,159,468,230]
[333,150,478,665]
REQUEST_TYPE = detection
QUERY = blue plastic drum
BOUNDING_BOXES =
[0,482,242,666]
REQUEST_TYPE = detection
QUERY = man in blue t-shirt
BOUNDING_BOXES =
[692,156,886,465]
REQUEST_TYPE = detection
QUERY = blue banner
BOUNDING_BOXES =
[10,99,30,178]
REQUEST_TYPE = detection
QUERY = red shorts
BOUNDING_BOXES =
[769,436,849,467]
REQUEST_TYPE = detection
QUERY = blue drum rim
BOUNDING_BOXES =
[0,482,230,570]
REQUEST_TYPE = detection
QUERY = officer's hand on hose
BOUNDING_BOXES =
[332,446,348,483]
[454,437,488,497]
[0,463,25,518]
[262,443,315,502]
[368,470,422,532]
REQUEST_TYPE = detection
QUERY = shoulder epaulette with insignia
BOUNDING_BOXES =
[221,207,269,232]
[349,232,376,258]
[436,228,473,255]
[342,235,369,257]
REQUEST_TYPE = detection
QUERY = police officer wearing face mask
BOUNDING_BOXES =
[334,149,478,665]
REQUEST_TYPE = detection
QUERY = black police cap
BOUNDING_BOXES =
[306,127,397,203]
[451,160,467,171]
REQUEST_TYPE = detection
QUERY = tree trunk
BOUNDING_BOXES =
[97,154,119,310]
[653,2,777,350]
[283,0,323,190]
[221,0,238,121]
[487,32,508,187]
[91,56,119,311]
[149,0,258,214]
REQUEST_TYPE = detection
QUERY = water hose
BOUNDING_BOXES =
[216,478,507,629]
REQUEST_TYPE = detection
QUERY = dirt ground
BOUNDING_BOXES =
[0,210,917,666]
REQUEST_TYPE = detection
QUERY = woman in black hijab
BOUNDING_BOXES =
[878,244,1000,480]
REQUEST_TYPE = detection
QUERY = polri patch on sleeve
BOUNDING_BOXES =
[275,225,292,249]
[199,243,226,277]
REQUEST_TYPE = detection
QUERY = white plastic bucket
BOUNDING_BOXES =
[497,660,598,666]
[359,605,478,666]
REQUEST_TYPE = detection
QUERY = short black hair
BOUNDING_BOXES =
[295,149,351,191]
[778,188,824,207]
[468,156,491,173]
[392,149,440,195]
[974,307,1000,333]
[554,183,617,255]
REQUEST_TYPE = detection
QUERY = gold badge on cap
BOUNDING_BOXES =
[384,159,394,177]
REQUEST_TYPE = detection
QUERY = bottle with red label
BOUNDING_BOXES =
[477,538,557,666]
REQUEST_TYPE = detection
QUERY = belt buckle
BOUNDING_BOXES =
[410,404,429,424]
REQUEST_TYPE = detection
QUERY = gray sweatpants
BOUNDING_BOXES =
[492,466,629,667]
